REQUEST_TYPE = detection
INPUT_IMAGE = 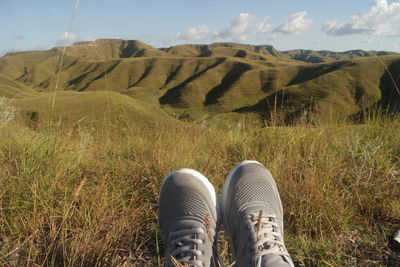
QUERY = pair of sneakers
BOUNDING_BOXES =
[158,161,294,267]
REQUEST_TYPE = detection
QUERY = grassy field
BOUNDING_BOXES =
[0,97,399,266]
[0,40,399,266]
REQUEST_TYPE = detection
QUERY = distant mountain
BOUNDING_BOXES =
[161,42,283,60]
[161,42,398,63]
[59,39,172,60]
[282,49,398,63]
[0,39,399,126]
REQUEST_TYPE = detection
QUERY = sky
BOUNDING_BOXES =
[1,0,400,55]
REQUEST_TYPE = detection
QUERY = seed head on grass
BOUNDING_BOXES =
[204,213,212,243]
[0,97,17,130]
[256,210,263,241]
[170,255,185,267]
[77,127,93,161]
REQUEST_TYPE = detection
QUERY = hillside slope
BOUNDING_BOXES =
[0,39,399,124]
[12,91,179,128]
[62,39,172,61]
[282,49,398,63]
[0,74,39,98]
[163,42,398,63]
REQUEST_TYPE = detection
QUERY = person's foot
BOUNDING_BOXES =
[221,161,294,267]
[158,169,221,267]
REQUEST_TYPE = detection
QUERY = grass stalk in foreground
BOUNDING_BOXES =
[0,113,399,266]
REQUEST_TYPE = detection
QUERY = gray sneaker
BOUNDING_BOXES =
[158,169,221,267]
[221,161,294,267]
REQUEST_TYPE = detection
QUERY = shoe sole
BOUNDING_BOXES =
[220,160,264,258]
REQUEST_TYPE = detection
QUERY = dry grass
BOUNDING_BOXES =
[0,108,399,266]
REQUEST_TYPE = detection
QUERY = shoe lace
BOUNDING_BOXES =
[168,227,205,267]
[245,213,289,266]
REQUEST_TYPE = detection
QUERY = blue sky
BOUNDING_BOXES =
[1,0,400,55]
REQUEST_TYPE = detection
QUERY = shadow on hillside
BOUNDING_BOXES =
[159,58,226,106]
[204,62,252,106]
[66,61,120,91]
[120,40,145,58]
[350,60,400,122]
[129,59,156,88]
[288,61,355,86]
[233,90,318,124]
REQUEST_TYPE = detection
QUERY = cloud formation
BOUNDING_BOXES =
[56,32,77,46]
[274,12,313,34]
[323,0,400,36]
[217,13,270,41]
[176,12,311,42]
[177,25,212,41]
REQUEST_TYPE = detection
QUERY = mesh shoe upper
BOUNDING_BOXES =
[158,169,219,267]
[221,161,294,267]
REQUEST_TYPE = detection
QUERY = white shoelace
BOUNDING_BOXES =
[245,213,289,267]
[169,227,205,266]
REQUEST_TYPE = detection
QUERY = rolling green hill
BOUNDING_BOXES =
[161,42,284,60]
[0,74,39,98]
[162,42,398,63]
[0,39,399,125]
[12,90,179,128]
[61,39,172,61]
[282,49,398,63]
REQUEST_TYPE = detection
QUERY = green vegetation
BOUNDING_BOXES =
[281,49,398,63]
[11,91,178,129]
[1,39,399,124]
[0,40,399,265]
[0,74,38,98]
[0,106,399,266]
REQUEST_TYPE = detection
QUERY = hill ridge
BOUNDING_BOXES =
[0,39,399,125]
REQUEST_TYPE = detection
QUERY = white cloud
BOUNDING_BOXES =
[394,43,400,51]
[56,32,77,46]
[216,13,274,41]
[218,13,258,41]
[274,12,313,34]
[177,25,212,41]
[323,0,400,36]
[255,18,273,34]
[176,12,309,42]
[176,13,261,42]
